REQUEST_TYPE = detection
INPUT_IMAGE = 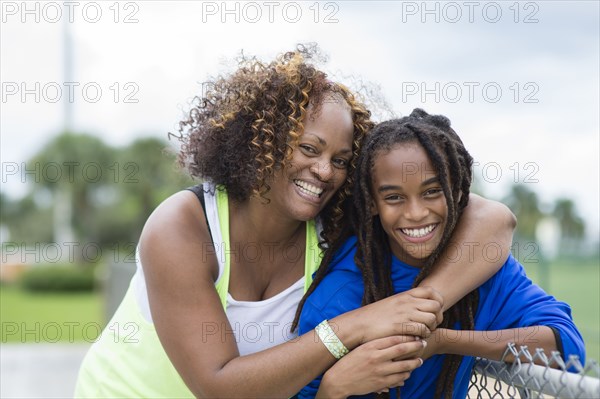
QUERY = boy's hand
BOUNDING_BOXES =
[318,335,426,399]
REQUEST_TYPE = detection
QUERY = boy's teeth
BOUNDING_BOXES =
[294,180,323,197]
[401,224,435,238]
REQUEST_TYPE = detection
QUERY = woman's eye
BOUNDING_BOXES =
[385,195,402,202]
[300,144,317,154]
[333,158,349,169]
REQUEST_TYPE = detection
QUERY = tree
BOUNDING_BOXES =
[503,184,544,242]
[92,137,194,248]
[6,132,197,265]
[553,198,585,255]
[27,131,113,249]
[1,193,53,244]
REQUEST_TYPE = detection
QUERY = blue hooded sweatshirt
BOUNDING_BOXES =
[298,236,585,399]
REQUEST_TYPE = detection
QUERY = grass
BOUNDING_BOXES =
[520,257,600,364]
[1,257,599,364]
[0,285,104,343]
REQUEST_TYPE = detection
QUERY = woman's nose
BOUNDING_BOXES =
[310,159,334,182]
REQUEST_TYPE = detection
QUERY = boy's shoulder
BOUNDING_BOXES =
[327,235,361,273]
[475,252,534,312]
[482,253,525,286]
[305,235,365,312]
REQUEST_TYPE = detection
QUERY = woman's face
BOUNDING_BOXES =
[267,98,355,222]
[370,142,448,267]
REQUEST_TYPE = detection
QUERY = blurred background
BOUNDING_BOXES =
[1,1,598,397]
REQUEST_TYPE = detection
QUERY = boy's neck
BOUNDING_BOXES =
[388,243,427,269]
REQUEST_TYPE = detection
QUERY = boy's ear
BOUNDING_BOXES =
[370,200,379,216]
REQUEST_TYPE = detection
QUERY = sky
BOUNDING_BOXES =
[1,0,599,244]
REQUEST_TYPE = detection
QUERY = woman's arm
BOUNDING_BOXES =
[424,327,557,364]
[142,191,333,398]
[298,284,440,399]
[418,194,516,311]
[141,192,441,398]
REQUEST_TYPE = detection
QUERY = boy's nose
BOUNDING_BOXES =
[404,199,429,221]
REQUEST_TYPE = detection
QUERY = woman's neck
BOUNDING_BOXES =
[226,195,307,301]
[229,196,306,248]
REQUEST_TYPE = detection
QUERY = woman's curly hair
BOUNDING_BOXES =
[177,44,374,247]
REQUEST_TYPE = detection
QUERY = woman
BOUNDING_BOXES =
[75,46,516,398]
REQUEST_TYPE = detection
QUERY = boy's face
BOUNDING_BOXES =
[370,142,448,267]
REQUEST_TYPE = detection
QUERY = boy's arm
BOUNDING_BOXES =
[424,255,585,367]
[425,326,557,364]
[419,194,516,311]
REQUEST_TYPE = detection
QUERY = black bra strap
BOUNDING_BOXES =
[186,185,213,242]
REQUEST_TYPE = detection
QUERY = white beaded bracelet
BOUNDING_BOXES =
[315,319,349,359]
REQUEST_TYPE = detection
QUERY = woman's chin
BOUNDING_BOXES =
[294,209,320,222]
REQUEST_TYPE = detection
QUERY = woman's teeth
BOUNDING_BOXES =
[401,224,436,238]
[294,180,323,197]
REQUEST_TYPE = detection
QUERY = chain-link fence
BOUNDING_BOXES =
[468,343,600,398]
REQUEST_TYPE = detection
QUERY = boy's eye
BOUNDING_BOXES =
[424,188,443,197]
[384,194,403,202]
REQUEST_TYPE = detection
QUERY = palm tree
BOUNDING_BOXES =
[27,132,113,254]
[503,184,544,242]
[553,198,585,255]
[115,137,194,237]
[23,133,194,260]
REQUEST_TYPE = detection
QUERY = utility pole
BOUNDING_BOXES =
[53,17,76,250]
[63,14,74,132]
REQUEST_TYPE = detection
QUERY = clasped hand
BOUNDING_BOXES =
[318,287,443,398]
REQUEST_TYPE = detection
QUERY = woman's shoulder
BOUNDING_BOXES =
[145,187,209,230]
[138,188,218,280]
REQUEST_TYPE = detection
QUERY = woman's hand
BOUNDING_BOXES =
[316,336,426,399]
[335,287,443,348]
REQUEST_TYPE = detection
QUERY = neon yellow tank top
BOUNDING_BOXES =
[74,188,322,398]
